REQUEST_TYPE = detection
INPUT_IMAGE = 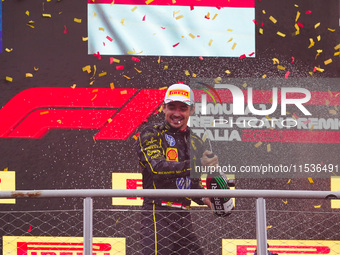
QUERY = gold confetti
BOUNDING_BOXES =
[294,23,299,31]
[262,10,266,14]
[335,52,340,56]
[242,82,247,88]
[27,24,35,29]
[120,90,128,95]
[269,16,277,23]
[334,44,340,50]
[314,66,324,72]
[214,77,222,83]
[74,18,82,23]
[5,48,13,52]
[231,43,237,50]
[227,29,233,32]
[99,27,105,31]
[110,83,115,89]
[262,74,267,78]
[205,12,210,19]
[82,65,91,73]
[111,0,115,5]
[133,134,138,140]
[89,80,95,86]
[266,225,272,230]
[42,14,51,18]
[277,31,286,37]
[287,179,291,184]
[175,15,184,20]
[158,105,163,112]
[164,63,168,70]
[98,72,107,77]
[57,120,62,124]
[120,18,125,25]
[272,58,279,64]
[25,10,29,16]
[184,70,190,76]
[40,111,49,115]
[208,39,213,46]
[314,205,321,208]
[159,87,167,90]
[5,76,13,82]
[308,177,314,183]
[71,84,76,89]
[112,58,120,63]
[282,200,288,204]
[329,109,337,115]
[324,59,332,65]
[314,22,320,29]
[91,94,97,101]
[212,14,218,20]
[134,67,142,73]
[93,136,96,143]
[25,73,33,77]
[188,33,195,39]
[227,38,233,43]
[267,144,271,152]
[295,11,300,22]
[131,6,137,12]
[308,38,315,48]
[192,73,197,77]
[225,70,231,74]
[259,28,263,34]
[145,0,154,4]
[328,28,335,32]
[82,37,88,41]
[123,75,130,79]
[317,35,321,41]
[277,65,285,70]
[157,56,161,64]
[255,142,262,148]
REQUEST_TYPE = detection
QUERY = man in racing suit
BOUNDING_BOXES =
[136,84,218,255]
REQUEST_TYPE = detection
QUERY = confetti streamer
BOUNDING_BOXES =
[297,22,303,28]
[145,0,154,4]
[208,40,213,46]
[28,225,31,232]
[91,94,97,101]
[116,65,124,70]
[308,38,315,48]
[64,25,67,34]
[5,76,13,82]
[175,15,184,20]
[199,56,203,60]
[82,37,88,41]
[5,48,13,52]
[40,111,49,115]
[282,200,288,204]
[317,35,321,41]
[324,59,332,65]
[42,14,52,18]
[120,19,125,25]
[277,65,285,70]
[328,28,335,32]
[131,6,137,11]
[27,24,35,29]
[306,10,312,14]
[106,36,113,42]
[277,32,286,37]
[71,84,76,89]
[212,14,218,20]
[98,72,107,77]
[110,83,115,89]
[131,57,140,62]
[314,205,321,208]
[173,42,180,47]
[231,43,237,50]
[240,54,246,59]
[269,16,277,23]
[164,63,168,70]
[123,75,130,79]
[82,65,91,73]
[295,11,300,22]
[188,33,195,39]
[25,73,33,78]
[205,12,210,19]
[284,71,290,78]
[121,90,128,94]
[142,15,146,21]
[314,22,320,29]
[255,142,262,148]
[74,18,82,23]
[227,38,233,42]
[291,56,295,63]
[252,19,259,26]
[99,27,105,31]
[93,52,101,60]
[272,58,279,64]
[134,67,142,73]
[287,179,291,184]
[334,44,340,50]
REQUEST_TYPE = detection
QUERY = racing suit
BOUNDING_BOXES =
[136,121,207,255]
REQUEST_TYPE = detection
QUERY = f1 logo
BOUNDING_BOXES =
[0,87,165,140]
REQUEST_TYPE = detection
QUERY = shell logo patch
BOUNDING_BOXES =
[166,148,178,161]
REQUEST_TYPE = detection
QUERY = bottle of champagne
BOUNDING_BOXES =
[206,174,234,217]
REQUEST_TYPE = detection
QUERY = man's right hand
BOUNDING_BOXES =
[201,150,219,167]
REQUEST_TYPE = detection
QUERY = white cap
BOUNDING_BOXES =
[164,84,194,105]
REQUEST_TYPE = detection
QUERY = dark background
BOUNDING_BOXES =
[0,0,339,250]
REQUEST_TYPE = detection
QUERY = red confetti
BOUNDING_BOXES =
[313,67,317,72]
[132,57,140,62]
[106,36,113,42]
[142,15,146,21]
[297,22,304,28]
[64,25,67,34]
[252,19,259,26]
[116,65,124,70]
[173,42,180,47]
[306,10,312,14]
[190,3,194,10]
[204,15,210,19]
[93,52,101,60]
[240,54,246,59]
[177,81,184,84]
[291,56,295,63]
[153,109,159,115]
[285,71,290,79]
[161,27,166,29]
[248,52,255,56]
[103,42,105,46]
[28,225,31,232]
[199,56,203,60]
[261,22,264,27]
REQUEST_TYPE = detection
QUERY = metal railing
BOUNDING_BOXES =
[1,189,340,255]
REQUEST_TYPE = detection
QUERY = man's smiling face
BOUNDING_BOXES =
[163,101,193,130]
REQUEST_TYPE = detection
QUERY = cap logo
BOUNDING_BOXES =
[168,89,190,98]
